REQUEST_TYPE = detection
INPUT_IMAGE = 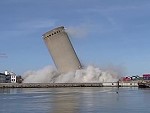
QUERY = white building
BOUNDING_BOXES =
[10,72,17,83]
[7,71,17,83]
[11,75,16,83]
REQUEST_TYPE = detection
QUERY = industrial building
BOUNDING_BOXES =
[43,26,82,73]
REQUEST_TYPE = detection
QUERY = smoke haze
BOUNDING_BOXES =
[65,26,88,38]
[23,65,120,83]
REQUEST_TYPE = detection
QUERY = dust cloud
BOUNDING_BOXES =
[23,65,120,83]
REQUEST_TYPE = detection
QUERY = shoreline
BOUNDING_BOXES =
[0,81,139,88]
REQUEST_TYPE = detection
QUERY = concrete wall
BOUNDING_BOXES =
[43,26,82,73]
[0,82,139,88]
[103,82,138,87]
[103,82,119,87]
[0,83,103,88]
[119,81,138,87]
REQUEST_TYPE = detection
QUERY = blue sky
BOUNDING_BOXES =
[0,0,150,76]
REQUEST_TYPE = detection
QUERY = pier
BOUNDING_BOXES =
[0,83,103,88]
[0,81,140,88]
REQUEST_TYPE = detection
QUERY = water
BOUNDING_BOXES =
[0,87,150,113]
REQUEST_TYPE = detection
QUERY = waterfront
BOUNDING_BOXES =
[0,87,150,113]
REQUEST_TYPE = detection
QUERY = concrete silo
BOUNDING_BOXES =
[42,26,82,73]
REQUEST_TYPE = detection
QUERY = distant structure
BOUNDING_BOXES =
[43,26,82,73]
[0,53,7,58]
[0,71,17,83]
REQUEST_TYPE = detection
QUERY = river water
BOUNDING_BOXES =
[0,87,149,113]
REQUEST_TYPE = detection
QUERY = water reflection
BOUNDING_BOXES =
[0,87,150,113]
[51,87,119,113]
[0,88,22,94]
[51,88,80,113]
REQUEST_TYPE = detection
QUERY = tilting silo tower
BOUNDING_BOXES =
[42,26,82,73]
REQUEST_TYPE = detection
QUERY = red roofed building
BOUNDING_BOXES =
[143,74,150,80]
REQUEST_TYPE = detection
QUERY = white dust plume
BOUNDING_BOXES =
[23,65,120,83]
[65,26,88,38]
